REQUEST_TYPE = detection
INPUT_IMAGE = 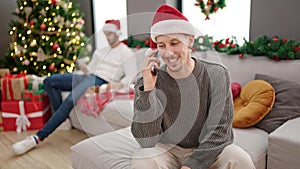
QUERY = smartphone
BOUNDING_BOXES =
[152,52,160,76]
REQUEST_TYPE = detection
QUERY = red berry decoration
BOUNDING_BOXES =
[51,0,57,5]
[52,43,59,51]
[40,23,46,30]
[239,54,243,59]
[49,64,55,71]
[29,20,35,26]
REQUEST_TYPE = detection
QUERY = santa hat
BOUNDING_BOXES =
[150,4,199,49]
[102,19,122,35]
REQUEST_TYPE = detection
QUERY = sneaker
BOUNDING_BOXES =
[12,135,38,155]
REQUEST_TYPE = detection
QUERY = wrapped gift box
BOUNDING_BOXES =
[1,97,51,133]
[0,68,9,80]
[77,92,112,117]
[1,72,30,101]
[0,111,3,131]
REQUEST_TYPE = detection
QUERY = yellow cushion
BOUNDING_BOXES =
[232,80,275,128]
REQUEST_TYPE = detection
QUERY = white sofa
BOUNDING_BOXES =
[70,48,300,169]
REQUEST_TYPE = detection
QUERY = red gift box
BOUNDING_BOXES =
[113,90,135,100]
[77,92,112,117]
[1,98,51,133]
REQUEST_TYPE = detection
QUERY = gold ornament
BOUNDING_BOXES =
[24,7,32,20]
[37,47,48,61]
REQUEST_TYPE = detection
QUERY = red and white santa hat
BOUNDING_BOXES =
[102,19,122,35]
[150,4,200,48]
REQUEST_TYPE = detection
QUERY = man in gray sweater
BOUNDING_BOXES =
[130,4,255,169]
[72,4,256,169]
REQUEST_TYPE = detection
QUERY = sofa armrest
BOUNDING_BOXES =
[267,117,300,169]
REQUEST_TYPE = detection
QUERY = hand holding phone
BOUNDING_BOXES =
[143,49,160,91]
[151,52,159,76]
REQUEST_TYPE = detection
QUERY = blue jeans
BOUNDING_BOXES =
[37,73,107,141]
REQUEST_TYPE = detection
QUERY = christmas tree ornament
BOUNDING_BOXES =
[29,19,35,26]
[37,47,48,62]
[23,59,30,66]
[24,7,32,18]
[39,9,47,17]
[40,23,46,30]
[49,64,55,71]
[51,0,57,6]
[52,43,59,51]
[30,39,37,47]
[15,8,20,14]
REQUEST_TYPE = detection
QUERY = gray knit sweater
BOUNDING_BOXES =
[131,58,234,169]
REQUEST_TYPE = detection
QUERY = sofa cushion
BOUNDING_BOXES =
[233,127,268,169]
[254,74,300,133]
[233,80,275,128]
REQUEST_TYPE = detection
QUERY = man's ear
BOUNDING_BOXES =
[188,36,195,48]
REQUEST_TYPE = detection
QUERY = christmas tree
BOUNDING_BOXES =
[4,0,90,76]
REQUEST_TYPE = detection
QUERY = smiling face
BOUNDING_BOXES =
[156,33,195,78]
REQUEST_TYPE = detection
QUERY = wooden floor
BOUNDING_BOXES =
[0,129,89,169]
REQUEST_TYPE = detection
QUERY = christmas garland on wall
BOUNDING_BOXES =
[125,35,300,61]
[193,35,300,61]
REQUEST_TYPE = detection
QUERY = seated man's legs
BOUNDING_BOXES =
[12,74,107,155]
[38,74,108,141]
[132,144,255,169]
[209,144,255,169]
[72,127,140,169]
[73,128,255,169]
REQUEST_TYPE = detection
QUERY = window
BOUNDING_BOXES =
[92,0,127,49]
[182,0,251,44]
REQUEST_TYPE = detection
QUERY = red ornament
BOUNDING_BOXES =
[40,23,46,30]
[121,40,129,46]
[282,38,287,43]
[135,45,141,49]
[52,43,59,51]
[144,39,149,45]
[272,37,279,42]
[214,7,219,12]
[231,82,241,98]
[29,20,35,26]
[294,47,300,53]
[51,0,57,5]
[230,43,235,48]
[218,43,226,48]
[272,56,280,61]
[225,38,230,45]
[239,54,244,59]
[49,65,55,71]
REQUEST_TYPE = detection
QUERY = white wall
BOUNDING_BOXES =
[92,0,128,49]
[183,0,251,44]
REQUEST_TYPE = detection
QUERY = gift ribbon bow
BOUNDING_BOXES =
[1,101,50,133]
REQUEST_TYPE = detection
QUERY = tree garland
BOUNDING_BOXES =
[194,0,226,20]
